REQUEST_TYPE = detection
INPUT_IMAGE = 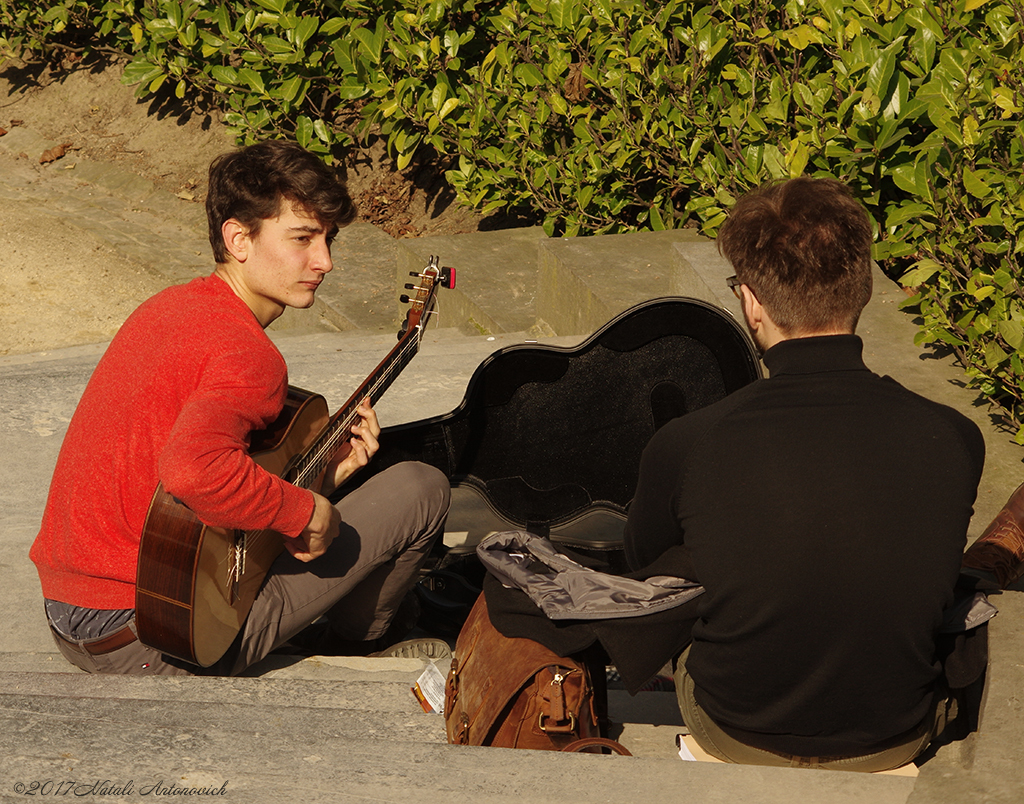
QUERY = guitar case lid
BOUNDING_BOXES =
[348,297,761,553]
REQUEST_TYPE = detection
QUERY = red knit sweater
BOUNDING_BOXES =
[30,275,315,609]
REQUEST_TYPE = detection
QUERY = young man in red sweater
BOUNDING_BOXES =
[30,140,450,674]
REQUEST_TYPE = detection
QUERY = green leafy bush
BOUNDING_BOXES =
[3,0,1024,439]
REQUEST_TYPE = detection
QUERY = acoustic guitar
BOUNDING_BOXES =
[135,256,454,667]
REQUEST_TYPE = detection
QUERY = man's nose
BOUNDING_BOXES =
[314,240,333,273]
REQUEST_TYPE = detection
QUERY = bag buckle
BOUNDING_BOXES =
[538,711,577,733]
[538,670,577,733]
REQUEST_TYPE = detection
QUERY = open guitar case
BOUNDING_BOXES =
[335,296,762,644]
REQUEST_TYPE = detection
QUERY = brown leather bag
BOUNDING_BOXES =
[445,594,608,751]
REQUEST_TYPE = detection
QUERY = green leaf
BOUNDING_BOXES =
[438,97,460,121]
[335,81,368,100]
[886,202,935,228]
[294,17,319,48]
[963,168,992,198]
[786,139,810,178]
[121,60,164,87]
[866,40,901,100]
[321,18,346,36]
[985,339,1009,369]
[262,36,294,55]
[238,68,266,95]
[999,320,1024,351]
[901,259,942,287]
[649,202,665,231]
[279,75,304,103]
[549,0,582,28]
[354,19,384,64]
[431,83,447,112]
[515,64,545,86]
[253,0,287,13]
[295,116,313,148]
[210,66,238,86]
[784,24,822,50]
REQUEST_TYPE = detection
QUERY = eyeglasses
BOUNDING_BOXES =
[726,275,742,299]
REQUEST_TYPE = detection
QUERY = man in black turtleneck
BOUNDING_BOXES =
[624,177,985,771]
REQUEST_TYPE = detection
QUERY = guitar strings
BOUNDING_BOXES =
[295,278,441,485]
[296,328,423,487]
[224,318,427,567]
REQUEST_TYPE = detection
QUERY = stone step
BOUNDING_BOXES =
[0,656,919,804]
[318,223,402,332]
[0,710,917,804]
[395,227,728,339]
[536,228,710,336]
[4,317,1021,801]
[1,691,444,747]
[0,665,436,712]
[0,653,683,760]
[0,125,209,288]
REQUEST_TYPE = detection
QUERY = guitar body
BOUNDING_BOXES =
[136,388,329,667]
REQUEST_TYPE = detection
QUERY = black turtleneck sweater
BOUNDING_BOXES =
[624,334,985,757]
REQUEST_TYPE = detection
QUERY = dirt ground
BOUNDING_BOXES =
[0,57,495,355]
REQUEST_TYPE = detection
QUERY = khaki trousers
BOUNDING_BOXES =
[674,645,950,772]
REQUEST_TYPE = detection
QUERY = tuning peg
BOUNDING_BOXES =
[440,267,456,289]
[399,294,410,304]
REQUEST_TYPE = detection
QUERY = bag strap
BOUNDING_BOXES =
[561,738,632,756]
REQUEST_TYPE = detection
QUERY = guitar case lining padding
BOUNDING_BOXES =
[344,297,762,552]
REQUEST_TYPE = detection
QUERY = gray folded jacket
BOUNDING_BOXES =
[476,530,705,620]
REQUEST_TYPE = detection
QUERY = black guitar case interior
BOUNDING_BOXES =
[342,296,762,578]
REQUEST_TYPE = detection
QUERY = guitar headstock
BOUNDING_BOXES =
[398,255,455,340]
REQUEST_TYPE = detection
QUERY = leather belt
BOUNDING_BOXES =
[50,623,138,656]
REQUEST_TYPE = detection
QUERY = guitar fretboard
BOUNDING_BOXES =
[291,328,423,489]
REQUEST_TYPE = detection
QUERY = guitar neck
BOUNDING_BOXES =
[286,254,452,491]
[289,329,422,490]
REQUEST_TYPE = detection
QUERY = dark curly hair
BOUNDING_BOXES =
[206,140,356,263]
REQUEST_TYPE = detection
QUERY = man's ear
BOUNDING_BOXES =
[221,219,250,263]
[741,284,762,333]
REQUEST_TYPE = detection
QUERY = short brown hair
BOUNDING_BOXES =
[717,177,873,335]
[206,140,356,263]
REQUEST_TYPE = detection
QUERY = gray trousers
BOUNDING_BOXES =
[50,462,450,676]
